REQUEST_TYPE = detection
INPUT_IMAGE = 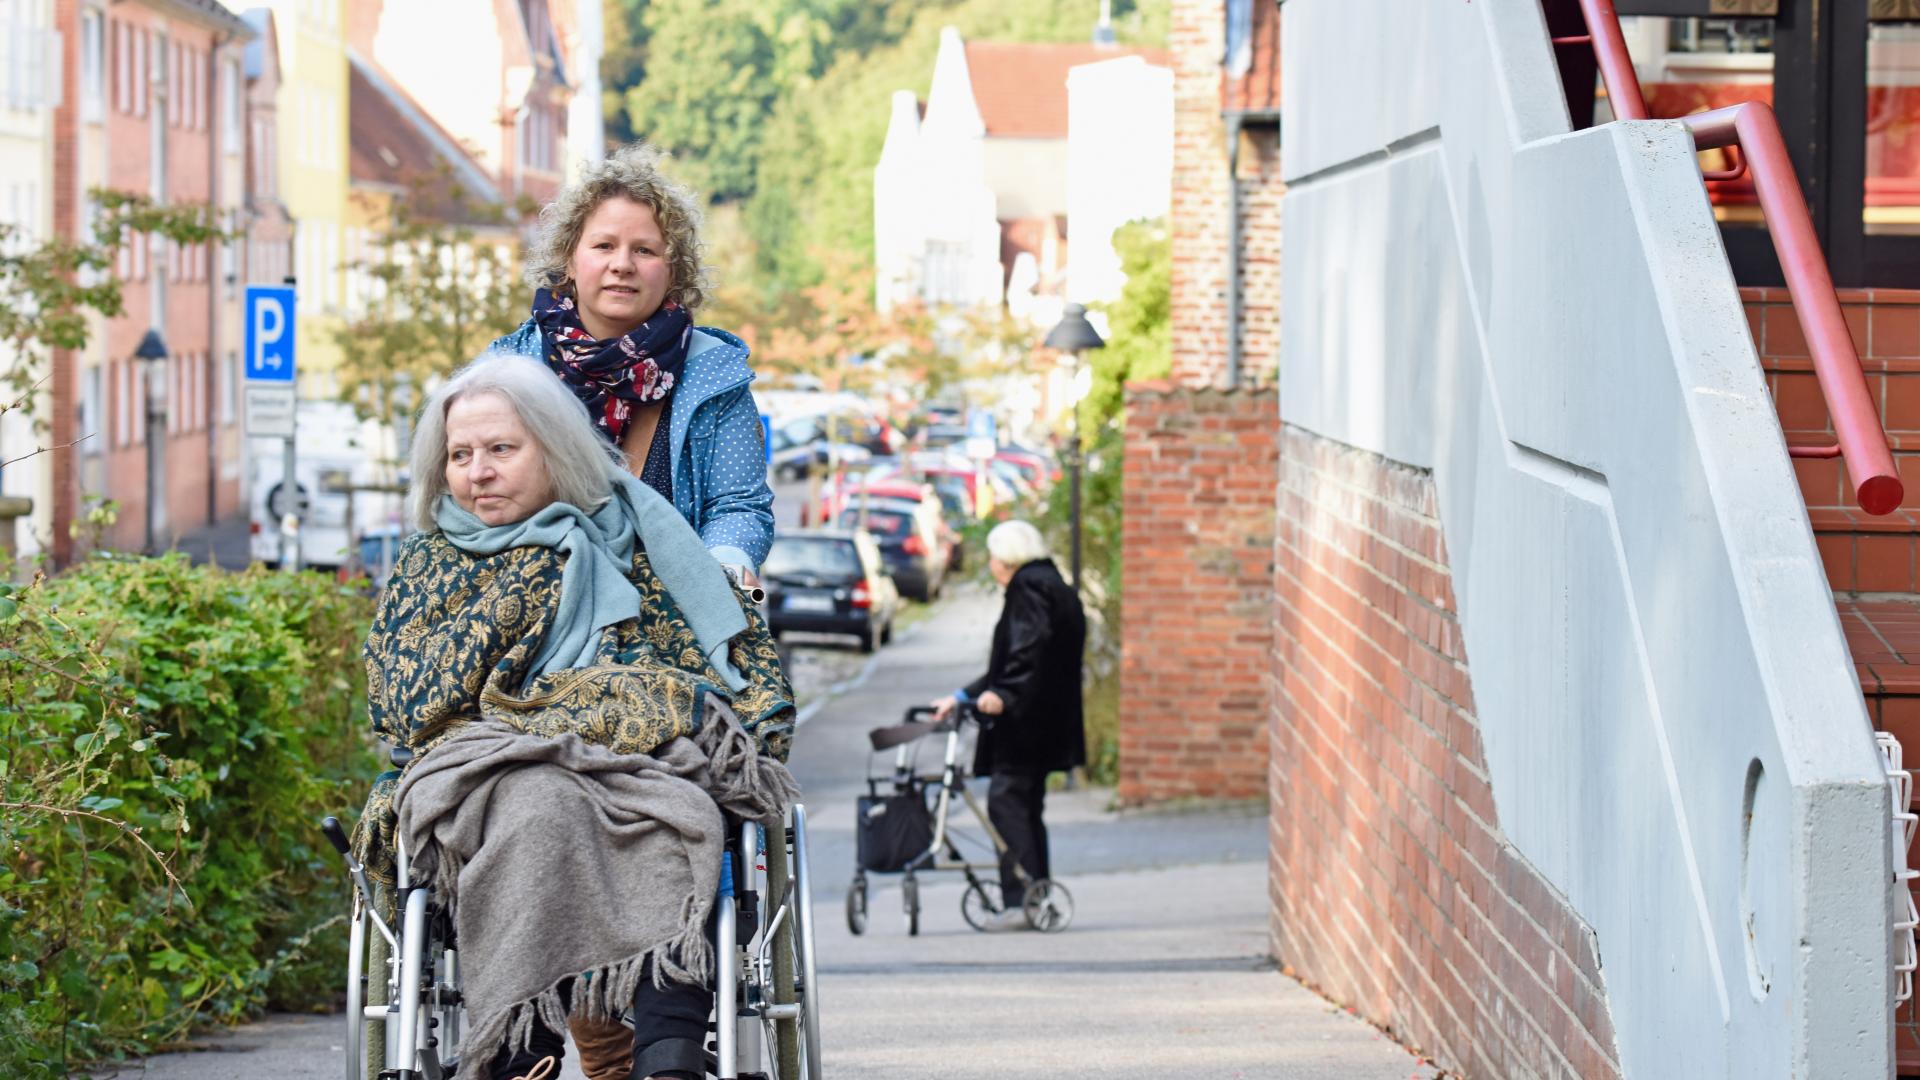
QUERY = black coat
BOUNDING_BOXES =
[966,560,1087,775]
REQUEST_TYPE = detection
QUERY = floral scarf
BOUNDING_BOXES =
[532,287,692,500]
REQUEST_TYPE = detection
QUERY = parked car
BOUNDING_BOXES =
[762,530,899,652]
[768,417,873,480]
[993,449,1051,491]
[822,480,967,572]
[836,496,952,602]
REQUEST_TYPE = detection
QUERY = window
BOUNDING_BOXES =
[223,57,240,150]
[114,359,128,448]
[81,9,103,121]
[167,36,180,127]
[112,19,125,113]
[80,365,103,453]
[135,27,147,117]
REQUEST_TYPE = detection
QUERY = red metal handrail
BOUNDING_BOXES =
[1572,0,1903,514]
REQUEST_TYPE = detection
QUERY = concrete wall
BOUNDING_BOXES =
[1280,2,1894,1075]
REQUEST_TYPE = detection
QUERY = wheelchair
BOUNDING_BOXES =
[319,789,824,1080]
[846,704,1074,936]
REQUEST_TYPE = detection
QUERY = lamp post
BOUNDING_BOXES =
[134,329,169,555]
[1043,303,1105,589]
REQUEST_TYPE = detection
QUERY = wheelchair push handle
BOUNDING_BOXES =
[319,815,352,857]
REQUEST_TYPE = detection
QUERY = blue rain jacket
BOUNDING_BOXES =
[490,320,776,568]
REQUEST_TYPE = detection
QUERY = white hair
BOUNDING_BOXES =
[408,351,628,531]
[986,519,1050,568]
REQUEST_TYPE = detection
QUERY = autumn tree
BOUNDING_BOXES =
[331,175,532,456]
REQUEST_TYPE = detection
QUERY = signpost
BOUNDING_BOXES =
[245,285,299,569]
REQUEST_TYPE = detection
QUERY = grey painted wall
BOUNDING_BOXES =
[1279,2,1894,1075]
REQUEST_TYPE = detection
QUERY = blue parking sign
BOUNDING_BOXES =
[244,286,297,382]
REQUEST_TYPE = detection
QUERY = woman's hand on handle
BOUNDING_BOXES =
[930,694,960,722]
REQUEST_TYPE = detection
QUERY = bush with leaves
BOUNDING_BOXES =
[0,555,375,1074]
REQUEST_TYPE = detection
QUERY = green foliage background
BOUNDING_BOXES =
[0,557,374,1075]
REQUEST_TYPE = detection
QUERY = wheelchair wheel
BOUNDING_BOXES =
[1022,878,1074,933]
[903,872,921,936]
[789,804,824,1080]
[960,878,1004,932]
[845,873,868,936]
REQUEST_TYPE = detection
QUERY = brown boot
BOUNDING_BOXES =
[568,1015,635,1080]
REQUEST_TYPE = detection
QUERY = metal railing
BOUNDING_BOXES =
[1559,0,1904,515]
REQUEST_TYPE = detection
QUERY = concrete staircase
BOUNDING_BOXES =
[1758,284,1920,1070]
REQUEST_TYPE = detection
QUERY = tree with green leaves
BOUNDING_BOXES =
[0,191,223,466]
[331,176,531,461]
[1083,217,1170,439]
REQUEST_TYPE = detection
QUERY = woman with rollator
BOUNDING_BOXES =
[931,520,1087,931]
[350,354,796,1080]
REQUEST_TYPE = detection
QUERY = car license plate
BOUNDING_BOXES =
[785,594,834,614]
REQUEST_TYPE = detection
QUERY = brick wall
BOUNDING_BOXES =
[1167,0,1282,387]
[1117,383,1278,804]
[1757,287,1920,590]
[1271,424,1623,1080]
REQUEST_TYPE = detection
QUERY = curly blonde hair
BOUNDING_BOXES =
[522,144,710,312]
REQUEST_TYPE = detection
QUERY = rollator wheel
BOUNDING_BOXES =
[903,873,921,936]
[1022,878,1074,933]
[845,875,868,936]
[960,879,1004,932]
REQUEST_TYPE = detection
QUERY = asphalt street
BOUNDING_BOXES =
[106,583,1435,1080]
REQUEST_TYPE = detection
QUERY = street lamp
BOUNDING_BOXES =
[134,328,169,555]
[1043,303,1105,589]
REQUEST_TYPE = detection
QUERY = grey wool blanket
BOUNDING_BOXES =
[392,699,798,1078]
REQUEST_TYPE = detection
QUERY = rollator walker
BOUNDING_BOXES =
[320,754,824,1080]
[845,704,1074,936]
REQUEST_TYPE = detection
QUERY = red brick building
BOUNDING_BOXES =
[51,0,258,560]
[1118,0,1280,805]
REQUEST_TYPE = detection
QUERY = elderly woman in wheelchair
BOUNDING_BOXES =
[339,353,811,1080]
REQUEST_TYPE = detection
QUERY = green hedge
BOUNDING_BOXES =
[0,554,376,1075]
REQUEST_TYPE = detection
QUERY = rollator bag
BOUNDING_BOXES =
[856,790,934,872]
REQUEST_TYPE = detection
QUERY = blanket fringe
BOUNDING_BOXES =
[453,894,715,1079]
[699,699,800,824]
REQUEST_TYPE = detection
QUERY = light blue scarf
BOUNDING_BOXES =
[435,470,749,691]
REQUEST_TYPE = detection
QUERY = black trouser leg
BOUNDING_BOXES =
[628,903,719,1080]
[988,770,1049,902]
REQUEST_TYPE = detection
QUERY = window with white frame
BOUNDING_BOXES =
[114,359,128,448]
[135,27,147,117]
[81,9,103,121]
[132,359,144,444]
[80,365,103,454]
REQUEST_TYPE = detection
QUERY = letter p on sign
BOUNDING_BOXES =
[244,285,298,383]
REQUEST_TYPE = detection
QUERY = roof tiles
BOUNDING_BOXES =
[964,41,1171,138]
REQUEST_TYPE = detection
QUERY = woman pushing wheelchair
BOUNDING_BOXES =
[350,353,796,1080]
[350,144,795,1080]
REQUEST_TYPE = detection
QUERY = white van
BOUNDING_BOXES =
[248,401,406,571]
